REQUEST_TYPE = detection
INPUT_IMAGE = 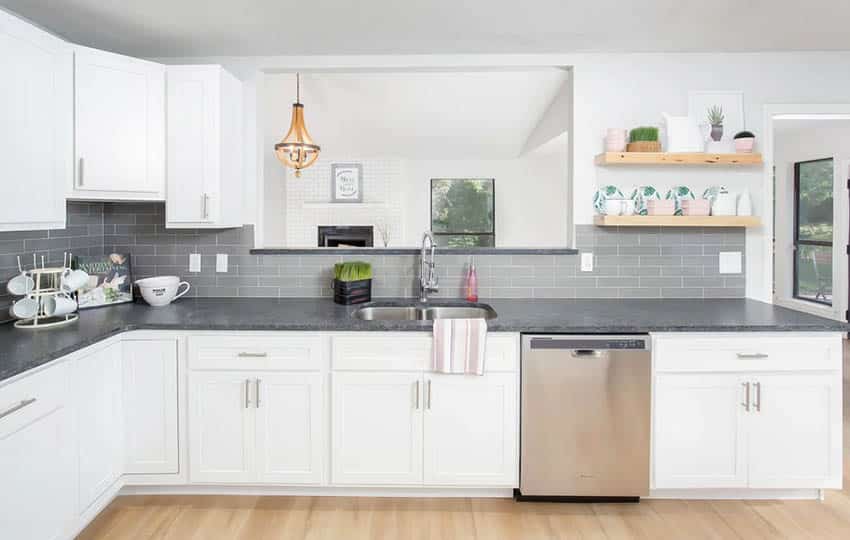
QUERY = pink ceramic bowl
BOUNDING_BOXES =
[735,137,755,153]
[682,199,711,216]
[647,199,675,216]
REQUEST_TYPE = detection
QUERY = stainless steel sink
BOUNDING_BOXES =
[352,304,497,321]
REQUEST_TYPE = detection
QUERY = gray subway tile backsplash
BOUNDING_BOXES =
[0,202,746,310]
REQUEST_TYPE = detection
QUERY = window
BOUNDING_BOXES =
[430,178,495,247]
[793,158,833,305]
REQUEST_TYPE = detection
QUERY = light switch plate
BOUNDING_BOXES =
[189,253,201,273]
[216,253,228,273]
[719,251,742,274]
[580,252,594,272]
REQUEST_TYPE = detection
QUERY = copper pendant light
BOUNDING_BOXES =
[274,73,320,177]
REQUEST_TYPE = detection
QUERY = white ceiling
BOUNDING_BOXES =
[263,70,570,159]
[2,0,849,57]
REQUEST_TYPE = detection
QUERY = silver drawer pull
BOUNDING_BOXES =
[736,353,768,359]
[0,398,37,420]
[237,352,268,358]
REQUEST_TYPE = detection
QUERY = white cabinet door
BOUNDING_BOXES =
[653,373,747,489]
[75,343,123,512]
[331,372,423,485]
[423,373,518,487]
[122,339,179,475]
[0,364,75,540]
[0,10,71,231]
[73,45,165,198]
[165,65,242,228]
[748,373,842,489]
[255,373,324,484]
[188,372,255,483]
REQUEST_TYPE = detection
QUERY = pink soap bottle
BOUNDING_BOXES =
[465,257,478,302]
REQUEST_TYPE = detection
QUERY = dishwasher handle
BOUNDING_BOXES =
[528,336,649,351]
[571,349,602,358]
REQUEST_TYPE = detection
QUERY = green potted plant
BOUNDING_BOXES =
[733,130,756,153]
[707,105,725,141]
[626,126,661,152]
[332,261,373,305]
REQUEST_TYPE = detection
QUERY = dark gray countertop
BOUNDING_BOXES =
[1,297,846,383]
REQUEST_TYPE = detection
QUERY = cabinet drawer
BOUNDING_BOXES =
[0,361,70,439]
[189,334,325,371]
[653,333,842,373]
[333,333,432,371]
[332,333,519,372]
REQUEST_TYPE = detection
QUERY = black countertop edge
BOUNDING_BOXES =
[250,247,580,255]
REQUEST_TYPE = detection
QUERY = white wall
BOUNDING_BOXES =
[157,52,850,300]
[774,120,850,320]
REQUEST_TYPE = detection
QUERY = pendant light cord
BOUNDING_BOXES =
[296,72,301,104]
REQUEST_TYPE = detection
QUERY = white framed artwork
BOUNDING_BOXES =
[331,163,363,203]
[688,91,745,146]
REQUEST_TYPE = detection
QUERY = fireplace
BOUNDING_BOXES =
[318,226,374,248]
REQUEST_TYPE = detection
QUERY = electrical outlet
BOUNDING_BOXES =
[719,251,742,274]
[189,253,201,273]
[216,253,228,273]
[581,252,594,272]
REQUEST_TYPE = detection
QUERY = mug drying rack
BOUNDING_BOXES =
[11,253,79,329]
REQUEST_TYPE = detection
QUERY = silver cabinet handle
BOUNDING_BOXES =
[202,193,210,219]
[255,379,261,408]
[741,382,750,411]
[414,380,420,409]
[244,379,251,408]
[754,382,761,412]
[426,380,432,410]
[77,157,84,187]
[736,353,768,359]
[0,398,36,420]
[237,352,268,358]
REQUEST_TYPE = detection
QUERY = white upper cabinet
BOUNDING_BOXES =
[0,10,72,231]
[166,65,243,228]
[72,45,165,199]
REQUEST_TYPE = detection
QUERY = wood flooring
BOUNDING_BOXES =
[77,344,850,539]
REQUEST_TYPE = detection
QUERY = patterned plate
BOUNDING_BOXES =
[628,185,661,216]
[593,185,624,214]
[702,185,727,204]
[665,186,695,216]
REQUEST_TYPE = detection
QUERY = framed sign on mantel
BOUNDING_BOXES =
[331,163,363,203]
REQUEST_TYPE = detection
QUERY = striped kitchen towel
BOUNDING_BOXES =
[432,318,487,375]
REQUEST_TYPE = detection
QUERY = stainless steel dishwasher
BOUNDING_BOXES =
[518,335,651,501]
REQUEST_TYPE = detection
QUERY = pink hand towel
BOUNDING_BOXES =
[432,318,487,375]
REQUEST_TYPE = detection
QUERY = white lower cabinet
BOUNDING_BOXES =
[424,373,518,486]
[188,370,324,484]
[189,371,255,483]
[75,342,123,512]
[747,373,842,488]
[654,374,748,488]
[0,362,75,540]
[652,333,843,491]
[122,339,179,475]
[331,372,424,485]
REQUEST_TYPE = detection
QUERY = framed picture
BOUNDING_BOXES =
[331,163,363,203]
[688,91,745,145]
[75,253,133,309]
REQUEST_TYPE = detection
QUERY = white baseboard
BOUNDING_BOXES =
[649,488,822,500]
[119,484,515,499]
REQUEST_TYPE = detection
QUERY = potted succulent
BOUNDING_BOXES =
[733,130,756,153]
[626,126,661,152]
[707,105,725,141]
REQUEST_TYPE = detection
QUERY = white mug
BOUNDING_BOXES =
[604,199,624,216]
[42,295,78,317]
[6,273,34,296]
[136,276,191,307]
[61,269,90,293]
[10,297,39,319]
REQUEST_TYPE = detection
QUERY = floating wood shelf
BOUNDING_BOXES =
[594,152,763,166]
[593,215,761,228]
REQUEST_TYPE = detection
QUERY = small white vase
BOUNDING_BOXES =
[737,191,752,216]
